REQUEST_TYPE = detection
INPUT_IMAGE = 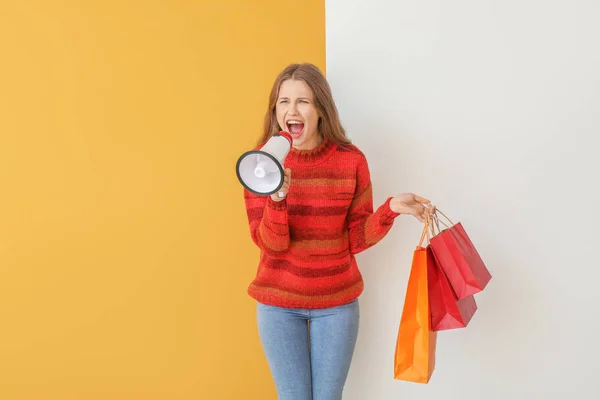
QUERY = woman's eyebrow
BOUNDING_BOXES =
[277,96,311,101]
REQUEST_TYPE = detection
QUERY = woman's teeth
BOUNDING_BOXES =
[287,120,304,136]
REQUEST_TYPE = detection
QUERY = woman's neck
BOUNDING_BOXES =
[286,135,337,167]
[293,134,323,151]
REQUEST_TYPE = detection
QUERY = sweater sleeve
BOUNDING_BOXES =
[244,189,291,256]
[347,155,400,255]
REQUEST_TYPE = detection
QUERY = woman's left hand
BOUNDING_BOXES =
[389,193,434,222]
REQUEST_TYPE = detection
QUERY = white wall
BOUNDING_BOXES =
[326,1,600,398]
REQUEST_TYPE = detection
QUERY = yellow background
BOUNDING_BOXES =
[0,1,324,399]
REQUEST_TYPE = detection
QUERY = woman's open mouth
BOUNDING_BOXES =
[286,120,305,138]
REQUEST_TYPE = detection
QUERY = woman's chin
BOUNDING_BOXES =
[290,130,320,150]
[291,136,305,148]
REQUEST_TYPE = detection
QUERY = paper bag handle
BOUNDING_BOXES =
[418,215,432,248]
[434,208,454,226]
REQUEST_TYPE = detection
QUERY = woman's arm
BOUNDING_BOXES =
[347,155,431,255]
[244,190,291,257]
[347,155,400,255]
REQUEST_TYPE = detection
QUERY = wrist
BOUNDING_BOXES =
[270,195,284,202]
[268,195,287,209]
[388,197,406,214]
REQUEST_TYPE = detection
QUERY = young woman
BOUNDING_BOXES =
[243,63,431,400]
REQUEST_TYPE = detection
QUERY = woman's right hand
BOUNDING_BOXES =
[271,168,291,202]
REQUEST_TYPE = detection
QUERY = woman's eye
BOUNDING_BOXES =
[299,100,308,104]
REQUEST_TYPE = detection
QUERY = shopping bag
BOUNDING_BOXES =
[429,210,491,300]
[427,246,477,331]
[394,220,437,384]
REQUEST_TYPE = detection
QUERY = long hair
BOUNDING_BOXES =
[258,63,351,147]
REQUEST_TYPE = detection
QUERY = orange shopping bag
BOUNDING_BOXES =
[394,219,437,384]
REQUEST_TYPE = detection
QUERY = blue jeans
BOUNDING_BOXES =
[256,299,360,400]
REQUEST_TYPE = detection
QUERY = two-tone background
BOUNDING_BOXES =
[1,1,598,399]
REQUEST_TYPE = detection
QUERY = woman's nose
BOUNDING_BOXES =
[287,102,299,114]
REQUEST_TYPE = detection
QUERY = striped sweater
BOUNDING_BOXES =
[243,138,400,309]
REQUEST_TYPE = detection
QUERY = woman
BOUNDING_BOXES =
[243,63,431,400]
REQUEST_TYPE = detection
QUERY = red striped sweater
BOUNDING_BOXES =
[243,138,400,309]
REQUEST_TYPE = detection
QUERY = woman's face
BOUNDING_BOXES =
[276,79,321,150]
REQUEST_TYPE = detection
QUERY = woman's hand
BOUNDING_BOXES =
[271,168,291,202]
[389,193,433,222]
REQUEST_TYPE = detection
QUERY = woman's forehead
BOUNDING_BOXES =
[278,79,313,98]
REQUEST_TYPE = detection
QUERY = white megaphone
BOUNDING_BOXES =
[236,131,293,195]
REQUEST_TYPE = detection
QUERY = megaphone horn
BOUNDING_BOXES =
[236,131,293,196]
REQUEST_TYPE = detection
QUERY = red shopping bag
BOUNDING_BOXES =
[427,246,477,331]
[394,220,437,384]
[429,210,491,299]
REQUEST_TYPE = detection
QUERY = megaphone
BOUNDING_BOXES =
[236,131,293,195]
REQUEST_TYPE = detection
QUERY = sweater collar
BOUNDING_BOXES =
[285,137,338,167]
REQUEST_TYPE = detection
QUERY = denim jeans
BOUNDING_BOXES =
[256,299,360,400]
